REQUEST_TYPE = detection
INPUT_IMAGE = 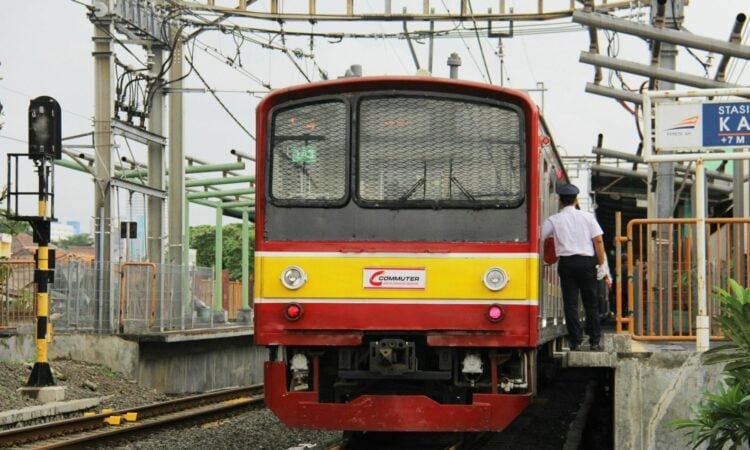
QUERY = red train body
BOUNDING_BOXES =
[254,76,567,431]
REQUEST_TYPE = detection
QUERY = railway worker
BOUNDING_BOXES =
[541,183,610,352]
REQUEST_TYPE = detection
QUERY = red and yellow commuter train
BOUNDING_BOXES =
[253,75,568,431]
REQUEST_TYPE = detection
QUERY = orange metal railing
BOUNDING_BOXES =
[617,217,749,340]
[2,258,239,333]
[119,262,157,330]
[0,260,37,329]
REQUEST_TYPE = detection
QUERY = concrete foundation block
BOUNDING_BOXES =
[123,319,150,334]
[236,308,253,323]
[212,310,228,323]
[0,397,102,427]
[18,386,66,403]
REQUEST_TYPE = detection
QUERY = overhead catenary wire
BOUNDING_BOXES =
[279,23,312,82]
[439,0,488,82]
[192,40,272,89]
[173,3,329,82]
[185,43,255,140]
[174,15,583,40]
[668,0,711,78]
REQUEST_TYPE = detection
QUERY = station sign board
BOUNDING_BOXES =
[655,100,750,151]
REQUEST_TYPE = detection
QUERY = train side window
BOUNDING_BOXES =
[269,100,348,206]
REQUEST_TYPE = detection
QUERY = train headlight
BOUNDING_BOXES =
[281,265,307,290]
[482,267,509,291]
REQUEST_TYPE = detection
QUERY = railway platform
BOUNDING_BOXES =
[565,333,724,450]
[0,325,265,395]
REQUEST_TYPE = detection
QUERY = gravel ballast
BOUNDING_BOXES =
[0,359,341,449]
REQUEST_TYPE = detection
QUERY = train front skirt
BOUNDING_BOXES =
[264,361,533,431]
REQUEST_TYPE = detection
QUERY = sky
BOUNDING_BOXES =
[1,0,749,233]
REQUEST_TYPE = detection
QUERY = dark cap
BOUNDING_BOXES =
[556,183,579,196]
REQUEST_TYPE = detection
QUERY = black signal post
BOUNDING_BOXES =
[27,96,61,387]
[6,96,63,388]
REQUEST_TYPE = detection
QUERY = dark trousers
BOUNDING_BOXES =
[557,255,601,346]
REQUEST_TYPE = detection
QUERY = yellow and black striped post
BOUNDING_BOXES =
[26,168,56,387]
[24,96,62,387]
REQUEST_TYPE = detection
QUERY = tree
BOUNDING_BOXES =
[54,233,94,249]
[189,223,255,281]
[671,279,750,449]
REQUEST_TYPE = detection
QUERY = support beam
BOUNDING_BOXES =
[584,82,643,104]
[573,10,750,60]
[231,148,256,161]
[186,162,246,173]
[116,161,246,179]
[110,177,167,199]
[187,188,255,200]
[214,200,254,208]
[592,147,739,182]
[111,119,167,146]
[580,52,740,90]
[190,199,253,219]
[178,0,639,22]
[715,14,746,82]
[185,175,255,187]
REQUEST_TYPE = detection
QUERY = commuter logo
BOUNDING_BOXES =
[363,268,426,289]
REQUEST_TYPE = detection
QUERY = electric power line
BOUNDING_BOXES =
[185,44,255,140]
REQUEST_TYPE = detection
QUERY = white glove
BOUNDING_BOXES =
[596,262,612,288]
[596,262,611,281]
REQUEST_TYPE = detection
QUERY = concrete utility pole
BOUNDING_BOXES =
[652,0,682,221]
[650,0,683,336]
[168,37,185,266]
[147,47,165,264]
[92,3,115,331]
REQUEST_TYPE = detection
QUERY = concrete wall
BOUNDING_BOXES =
[1,331,266,395]
[567,335,729,450]
[614,350,725,450]
[137,336,267,394]
[0,333,139,379]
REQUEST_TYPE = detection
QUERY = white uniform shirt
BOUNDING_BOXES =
[541,205,603,257]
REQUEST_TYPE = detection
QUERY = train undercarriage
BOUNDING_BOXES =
[264,333,545,431]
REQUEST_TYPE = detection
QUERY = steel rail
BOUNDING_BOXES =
[0,385,263,448]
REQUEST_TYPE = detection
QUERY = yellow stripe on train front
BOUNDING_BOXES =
[256,253,538,301]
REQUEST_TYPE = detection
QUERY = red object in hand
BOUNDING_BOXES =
[543,237,557,265]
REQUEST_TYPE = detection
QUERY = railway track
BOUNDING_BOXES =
[0,385,264,449]
[324,367,609,450]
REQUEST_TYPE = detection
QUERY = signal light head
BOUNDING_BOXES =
[284,303,303,321]
[482,266,509,291]
[281,265,307,290]
[487,304,505,323]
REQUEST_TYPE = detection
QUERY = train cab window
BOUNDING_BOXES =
[269,101,348,206]
[357,96,524,208]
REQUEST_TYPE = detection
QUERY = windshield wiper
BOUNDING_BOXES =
[450,176,476,201]
[398,177,425,202]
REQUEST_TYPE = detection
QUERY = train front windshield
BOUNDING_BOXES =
[266,92,528,243]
